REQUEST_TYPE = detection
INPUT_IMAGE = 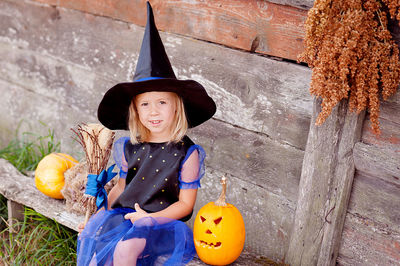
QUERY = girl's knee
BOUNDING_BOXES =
[114,238,146,259]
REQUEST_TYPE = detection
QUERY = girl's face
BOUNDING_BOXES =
[135,91,177,142]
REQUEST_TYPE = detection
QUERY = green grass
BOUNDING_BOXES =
[0,208,77,265]
[0,124,61,175]
[0,125,78,264]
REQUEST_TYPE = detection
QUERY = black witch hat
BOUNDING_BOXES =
[97,1,216,130]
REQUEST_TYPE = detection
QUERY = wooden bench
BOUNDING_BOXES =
[0,158,83,230]
[0,158,269,266]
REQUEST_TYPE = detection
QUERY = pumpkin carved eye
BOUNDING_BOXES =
[200,216,206,222]
[214,217,222,225]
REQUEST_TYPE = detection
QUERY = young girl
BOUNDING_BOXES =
[77,2,216,265]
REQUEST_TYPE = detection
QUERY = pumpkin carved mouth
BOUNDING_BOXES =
[196,240,222,248]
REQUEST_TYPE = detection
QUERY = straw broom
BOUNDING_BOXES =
[72,123,115,225]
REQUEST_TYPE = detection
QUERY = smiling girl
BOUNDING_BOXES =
[76,2,216,265]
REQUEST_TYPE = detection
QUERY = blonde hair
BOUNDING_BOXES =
[128,92,188,144]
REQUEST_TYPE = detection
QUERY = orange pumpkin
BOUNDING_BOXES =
[193,176,245,265]
[35,153,78,199]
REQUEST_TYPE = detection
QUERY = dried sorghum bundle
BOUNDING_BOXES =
[299,0,400,134]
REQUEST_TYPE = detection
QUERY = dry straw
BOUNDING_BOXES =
[72,123,115,225]
[299,0,400,134]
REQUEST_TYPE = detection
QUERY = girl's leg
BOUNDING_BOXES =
[88,254,97,266]
[113,238,146,266]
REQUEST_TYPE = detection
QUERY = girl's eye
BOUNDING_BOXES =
[159,101,166,105]
[141,102,148,107]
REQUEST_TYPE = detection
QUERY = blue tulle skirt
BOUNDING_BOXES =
[77,208,196,265]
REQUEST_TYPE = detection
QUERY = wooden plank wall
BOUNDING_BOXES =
[1,0,400,263]
[31,0,312,61]
[0,0,312,261]
[337,94,400,265]
[342,20,400,266]
[338,23,400,262]
[286,98,366,265]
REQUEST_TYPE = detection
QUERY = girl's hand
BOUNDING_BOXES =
[124,203,150,223]
[77,222,85,234]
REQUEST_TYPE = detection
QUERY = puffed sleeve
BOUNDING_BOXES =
[112,136,129,179]
[179,145,206,189]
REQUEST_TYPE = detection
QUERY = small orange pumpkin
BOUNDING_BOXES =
[193,176,245,265]
[35,153,78,199]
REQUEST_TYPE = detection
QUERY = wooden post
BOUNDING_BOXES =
[7,200,25,231]
[286,97,365,266]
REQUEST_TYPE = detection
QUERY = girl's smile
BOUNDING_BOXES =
[135,91,177,142]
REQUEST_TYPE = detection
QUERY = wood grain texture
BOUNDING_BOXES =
[362,117,400,151]
[348,171,400,235]
[31,0,400,63]
[193,167,295,261]
[0,0,312,150]
[7,200,25,229]
[0,0,310,258]
[0,159,271,265]
[286,98,365,266]
[0,159,84,231]
[267,0,314,9]
[191,119,304,203]
[361,92,400,151]
[353,142,400,187]
[338,213,400,266]
[31,0,308,61]
[337,171,400,265]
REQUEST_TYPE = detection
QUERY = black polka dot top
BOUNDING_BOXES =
[111,136,195,221]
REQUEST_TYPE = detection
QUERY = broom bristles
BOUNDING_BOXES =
[73,123,115,175]
[71,123,115,225]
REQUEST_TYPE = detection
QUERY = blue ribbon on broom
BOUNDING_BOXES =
[85,164,117,210]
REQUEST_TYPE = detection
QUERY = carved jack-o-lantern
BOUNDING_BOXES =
[193,177,245,265]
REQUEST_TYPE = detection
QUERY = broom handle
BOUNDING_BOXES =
[83,197,96,226]
[83,209,91,226]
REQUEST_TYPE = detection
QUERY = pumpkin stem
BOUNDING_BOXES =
[215,176,227,206]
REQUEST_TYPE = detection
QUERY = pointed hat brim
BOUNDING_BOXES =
[97,78,216,130]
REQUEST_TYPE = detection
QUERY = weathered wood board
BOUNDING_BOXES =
[0,159,270,265]
[267,0,314,9]
[191,119,303,203]
[0,0,313,151]
[361,92,400,152]
[0,151,293,262]
[353,142,400,187]
[0,0,311,259]
[191,119,302,258]
[193,168,295,261]
[0,159,84,231]
[349,171,400,234]
[0,84,301,258]
[342,90,400,265]
[7,199,25,229]
[337,90,400,265]
[1,0,400,264]
[337,171,400,265]
[286,98,365,266]
[338,213,400,266]
[362,117,400,152]
[30,0,400,63]
[31,0,309,61]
